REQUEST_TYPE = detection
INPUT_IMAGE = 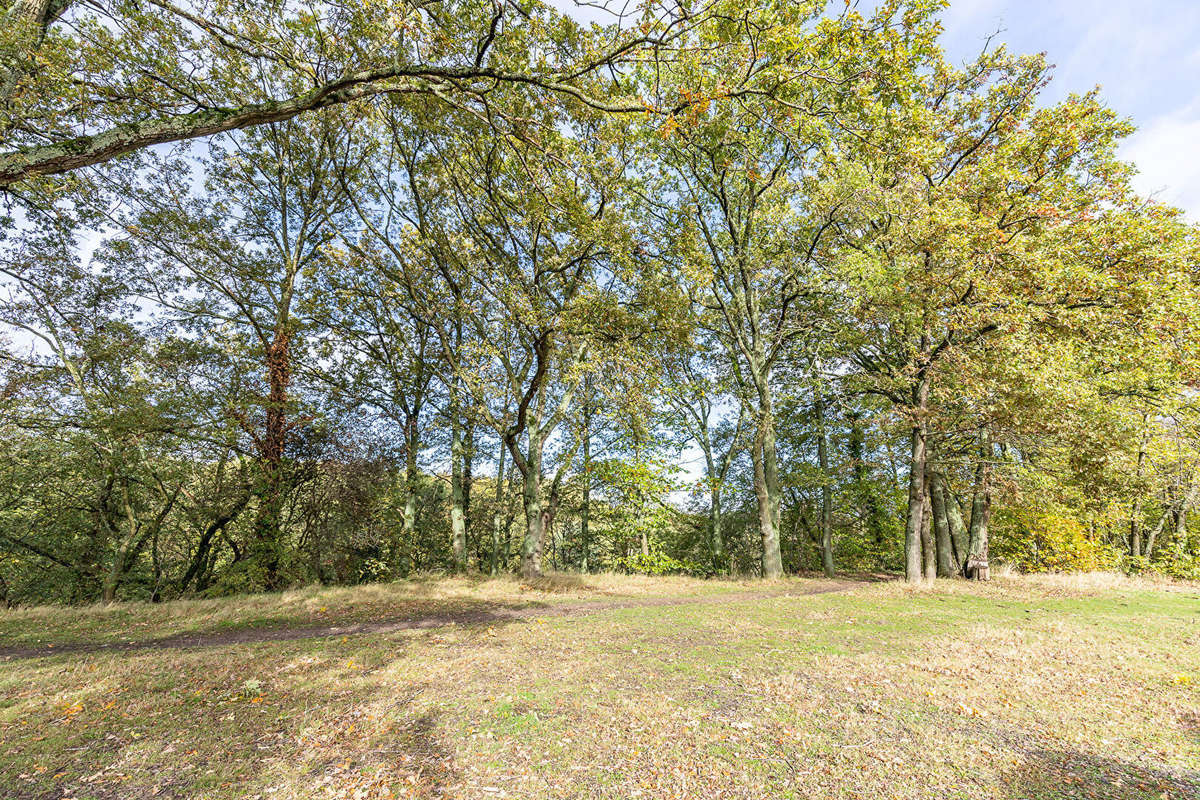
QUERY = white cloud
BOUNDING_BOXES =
[1121,108,1200,221]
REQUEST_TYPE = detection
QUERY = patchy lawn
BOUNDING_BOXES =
[0,573,1196,799]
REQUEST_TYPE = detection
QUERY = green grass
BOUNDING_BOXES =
[0,573,1196,799]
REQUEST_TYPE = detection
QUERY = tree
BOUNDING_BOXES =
[0,0,707,187]
[101,113,351,588]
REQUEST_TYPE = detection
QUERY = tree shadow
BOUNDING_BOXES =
[303,710,459,799]
[999,745,1199,799]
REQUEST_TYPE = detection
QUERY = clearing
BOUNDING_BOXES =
[0,573,1196,799]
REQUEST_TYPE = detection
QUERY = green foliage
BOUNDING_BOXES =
[993,510,1122,574]
[615,551,707,577]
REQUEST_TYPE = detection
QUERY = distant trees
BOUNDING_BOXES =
[0,0,1198,605]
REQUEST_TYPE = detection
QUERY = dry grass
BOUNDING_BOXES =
[0,574,1196,800]
[0,572,756,648]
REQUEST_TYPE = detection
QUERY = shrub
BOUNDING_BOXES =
[615,551,706,577]
[994,511,1121,573]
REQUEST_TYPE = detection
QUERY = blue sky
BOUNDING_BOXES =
[937,0,1200,218]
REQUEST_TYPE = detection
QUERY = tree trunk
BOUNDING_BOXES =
[754,406,784,579]
[519,432,545,578]
[250,327,291,589]
[965,437,992,579]
[929,471,956,577]
[903,426,927,583]
[581,404,591,574]
[710,486,724,571]
[920,475,936,581]
[401,420,419,575]
[815,385,835,578]
[491,439,506,576]
[1130,433,1146,557]
[449,411,468,573]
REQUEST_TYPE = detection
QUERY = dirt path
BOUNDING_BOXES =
[0,580,865,661]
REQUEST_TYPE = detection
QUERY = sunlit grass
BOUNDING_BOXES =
[1,574,1196,799]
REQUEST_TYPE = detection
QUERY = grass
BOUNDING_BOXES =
[0,573,1196,799]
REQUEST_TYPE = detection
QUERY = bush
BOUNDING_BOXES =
[994,511,1121,573]
[615,551,706,577]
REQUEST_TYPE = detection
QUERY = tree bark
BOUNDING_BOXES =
[815,384,835,577]
[929,471,960,577]
[920,475,936,581]
[965,437,992,579]
[903,377,930,584]
[753,405,784,579]
[519,429,545,578]
[581,402,592,574]
[491,438,506,576]
[1130,431,1147,557]
[449,411,468,573]
[250,327,291,589]
[401,420,419,575]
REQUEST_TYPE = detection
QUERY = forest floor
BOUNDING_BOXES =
[0,573,1196,800]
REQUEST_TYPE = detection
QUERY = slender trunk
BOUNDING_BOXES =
[815,385,835,578]
[541,475,562,570]
[491,439,506,576]
[401,421,419,575]
[702,439,726,572]
[581,404,591,574]
[1131,433,1146,557]
[710,487,724,570]
[1146,483,1197,559]
[449,412,468,573]
[464,420,475,563]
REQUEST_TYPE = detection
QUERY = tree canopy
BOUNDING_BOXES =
[1,0,1197,604]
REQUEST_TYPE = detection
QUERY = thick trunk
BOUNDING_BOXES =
[251,328,291,589]
[965,439,992,579]
[920,476,936,581]
[753,407,784,579]
[941,479,969,566]
[903,422,927,583]
[929,472,958,577]
[903,374,931,583]
[519,435,545,578]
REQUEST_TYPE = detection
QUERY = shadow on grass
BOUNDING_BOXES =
[0,597,557,661]
[1001,746,1200,799]
[0,578,862,661]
